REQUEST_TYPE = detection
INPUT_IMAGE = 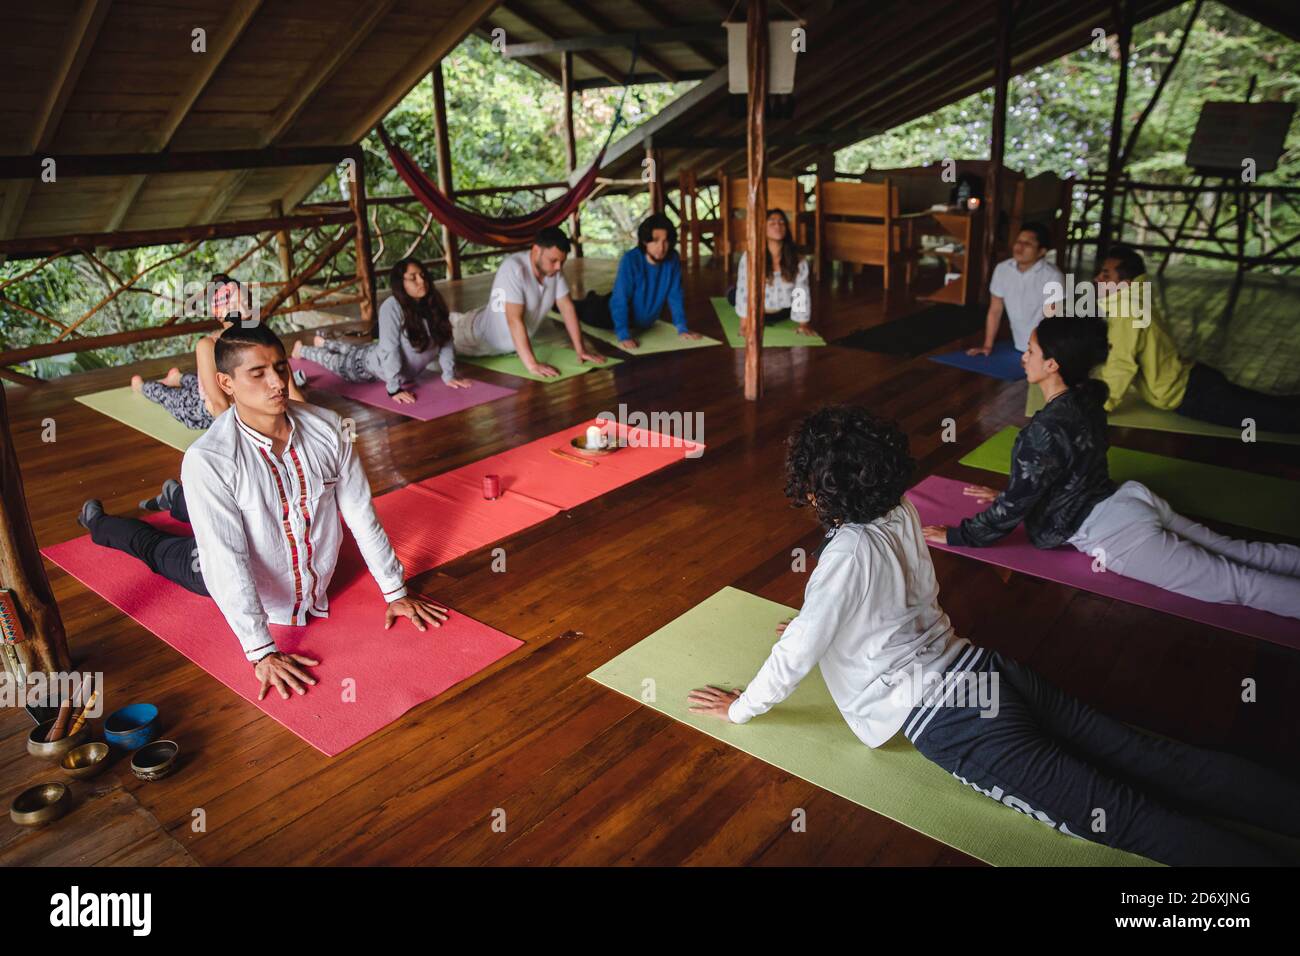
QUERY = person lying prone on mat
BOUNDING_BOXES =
[572,213,704,350]
[447,227,607,378]
[688,405,1300,865]
[292,257,472,404]
[131,273,307,429]
[923,316,1300,620]
[81,324,448,702]
[727,209,816,336]
[1083,244,1300,433]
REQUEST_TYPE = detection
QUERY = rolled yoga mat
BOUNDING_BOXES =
[290,358,517,421]
[566,317,723,354]
[929,341,1025,381]
[588,586,1157,867]
[1026,384,1300,447]
[908,474,1300,649]
[960,426,1300,540]
[43,515,522,757]
[710,297,826,347]
[75,387,207,452]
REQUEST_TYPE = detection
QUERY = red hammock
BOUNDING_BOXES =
[377,124,607,247]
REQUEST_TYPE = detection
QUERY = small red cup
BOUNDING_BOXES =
[482,474,501,500]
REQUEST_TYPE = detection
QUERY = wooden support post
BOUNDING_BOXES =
[982,0,1014,296]
[431,61,462,280]
[561,51,583,257]
[646,140,665,215]
[347,149,376,327]
[271,201,300,309]
[743,0,769,403]
[1096,0,1134,263]
[814,151,835,282]
[0,384,71,677]
[681,168,699,268]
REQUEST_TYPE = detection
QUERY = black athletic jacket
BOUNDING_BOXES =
[948,384,1117,549]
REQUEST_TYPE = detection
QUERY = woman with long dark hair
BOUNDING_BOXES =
[924,315,1300,619]
[293,257,468,403]
[729,208,815,336]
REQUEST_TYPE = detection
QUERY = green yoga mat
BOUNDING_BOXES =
[566,318,723,354]
[1025,385,1300,447]
[460,340,623,382]
[588,586,1156,867]
[961,426,1300,539]
[76,387,204,452]
[710,297,826,347]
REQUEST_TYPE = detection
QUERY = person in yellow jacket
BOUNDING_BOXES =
[1093,246,1299,433]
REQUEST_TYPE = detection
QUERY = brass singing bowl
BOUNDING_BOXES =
[130,740,180,782]
[61,741,110,780]
[26,719,90,762]
[10,782,71,827]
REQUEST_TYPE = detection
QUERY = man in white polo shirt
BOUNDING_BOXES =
[967,221,1063,356]
[450,227,606,378]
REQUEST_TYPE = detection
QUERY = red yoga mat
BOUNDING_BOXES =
[42,514,522,756]
[379,418,706,575]
[907,475,1300,649]
[290,357,516,422]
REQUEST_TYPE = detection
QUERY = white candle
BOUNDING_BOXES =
[586,425,603,449]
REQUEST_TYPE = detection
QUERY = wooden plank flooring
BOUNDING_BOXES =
[3,258,1297,866]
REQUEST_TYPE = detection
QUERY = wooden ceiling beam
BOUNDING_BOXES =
[193,0,397,226]
[621,0,724,69]
[503,1,630,86]
[1,0,113,249]
[552,0,684,82]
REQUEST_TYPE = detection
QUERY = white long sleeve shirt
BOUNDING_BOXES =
[180,403,407,662]
[734,252,811,323]
[729,500,968,747]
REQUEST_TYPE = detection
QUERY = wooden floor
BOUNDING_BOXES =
[3,258,1298,866]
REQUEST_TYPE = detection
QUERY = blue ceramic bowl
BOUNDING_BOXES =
[103,703,160,751]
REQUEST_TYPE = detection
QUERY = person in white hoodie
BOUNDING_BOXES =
[689,405,1300,865]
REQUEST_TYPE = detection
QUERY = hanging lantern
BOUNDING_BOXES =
[723,19,803,94]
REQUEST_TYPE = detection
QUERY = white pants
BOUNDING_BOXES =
[1069,481,1300,620]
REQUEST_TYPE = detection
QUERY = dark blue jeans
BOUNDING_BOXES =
[904,649,1300,865]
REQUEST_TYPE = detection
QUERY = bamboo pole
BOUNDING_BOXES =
[1097,0,1134,260]
[982,0,1013,294]
[562,51,583,257]
[271,201,301,309]
[743,0,769,403]
[431,61,462,280]
[347,150,376,327]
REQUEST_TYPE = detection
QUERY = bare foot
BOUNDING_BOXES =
[291,339,305,358]
[313,333,326,348]
[130,374,144,393]
[161,367,183,387]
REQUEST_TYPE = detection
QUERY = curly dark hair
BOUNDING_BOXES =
[784,405,916,527]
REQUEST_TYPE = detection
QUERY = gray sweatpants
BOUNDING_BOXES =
[1068,481,1300,620]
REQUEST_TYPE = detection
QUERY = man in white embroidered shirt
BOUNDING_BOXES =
[82,324,448,702]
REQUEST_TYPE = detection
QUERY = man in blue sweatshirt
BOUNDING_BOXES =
[574,214,702,349]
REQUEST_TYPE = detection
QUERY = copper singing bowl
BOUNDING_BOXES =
[130,740,180,782]
[10,782,71,827]
[61,741,110,780]
[27,720,90,762]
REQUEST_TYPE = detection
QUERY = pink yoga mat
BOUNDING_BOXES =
[380,418,706,575]
[908,475,1300,649]
[291,357,516,421]
[43,514,522,756]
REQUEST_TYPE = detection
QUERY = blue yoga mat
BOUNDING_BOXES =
[929,342,1025,381]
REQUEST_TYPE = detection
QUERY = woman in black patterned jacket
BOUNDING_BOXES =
[923,316,1300,620]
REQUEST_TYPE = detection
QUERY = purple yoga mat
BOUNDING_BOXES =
[291,357,515,421]
[907,475,1299,649]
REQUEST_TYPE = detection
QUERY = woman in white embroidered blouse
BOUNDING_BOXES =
[732,209,815,335]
